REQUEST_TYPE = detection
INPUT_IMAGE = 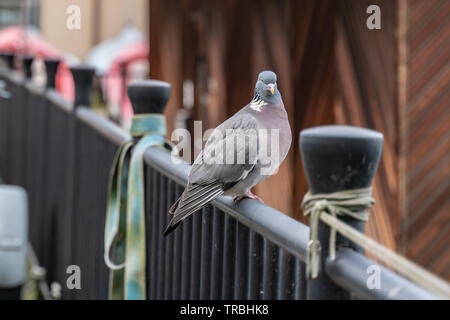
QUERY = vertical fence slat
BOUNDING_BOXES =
[180,210,192,299]
[171,184,183,299]
[200,206,212,299]
[262,239,278,299]
[294,259,306,300]
[97,134,113,299]
[148,167,158,299]
[221,213,236,299]
[247,230,262,300]
[276,248,288,299]
[0,71,10,182]
[190,210,202,299]
[156,172,165,299]
[234,222,249,299]
[209,207,223,300]
[163,177,173,299]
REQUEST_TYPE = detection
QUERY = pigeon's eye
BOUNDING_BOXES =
[260,78,265,83]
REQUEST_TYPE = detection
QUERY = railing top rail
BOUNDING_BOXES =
[46,90,72,113]
[76,107,130,146]
[0,69,22,84]
[326,249,442,300]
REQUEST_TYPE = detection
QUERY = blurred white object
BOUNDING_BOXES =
[50,282,62,300]
[86,24,144,75]
[0,185,28,288]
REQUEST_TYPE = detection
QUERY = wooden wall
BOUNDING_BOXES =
[334,0,398,251]
[330,0,449,278]
[401,0,450,279]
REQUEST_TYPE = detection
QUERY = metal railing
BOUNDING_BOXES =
[0,57,444,300]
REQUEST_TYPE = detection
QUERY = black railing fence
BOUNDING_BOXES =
[0,57,441,300]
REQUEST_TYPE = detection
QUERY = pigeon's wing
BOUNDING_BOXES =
[163,182,224,236]
[189,111,259,185]
[164,111,259,237]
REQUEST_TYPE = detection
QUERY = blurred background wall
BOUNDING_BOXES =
[39,0,148,60]
[0,0,39,29]
[0,0,148,60]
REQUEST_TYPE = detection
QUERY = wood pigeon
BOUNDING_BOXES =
[164,70,292,236]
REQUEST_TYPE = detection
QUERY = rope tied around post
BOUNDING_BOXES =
[104,113,172,300]
[301,187,375,279]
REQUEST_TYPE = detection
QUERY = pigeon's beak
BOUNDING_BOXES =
[268,84,275,95]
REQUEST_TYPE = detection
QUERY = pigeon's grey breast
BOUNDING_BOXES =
[222,100,292,196]
[246,100,292,164]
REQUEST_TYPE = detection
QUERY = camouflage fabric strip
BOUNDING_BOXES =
[104,114,167,300]
[104,141,132,299]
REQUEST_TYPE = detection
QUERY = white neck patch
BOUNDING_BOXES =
[250,96,267,112]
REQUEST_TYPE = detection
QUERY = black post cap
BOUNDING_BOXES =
[22,56,34,80]
[2,53,15,69]
[70,65,95,108]
[44,58,60,89]
[300,125,383,194]
[127,80,171,115]
[300,125,383,300]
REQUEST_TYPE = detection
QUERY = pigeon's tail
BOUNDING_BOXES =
[163,182,224,237]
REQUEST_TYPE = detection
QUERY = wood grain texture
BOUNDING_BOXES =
[402,0,450,279]
[335,0,398,252]
[335,0,450,279]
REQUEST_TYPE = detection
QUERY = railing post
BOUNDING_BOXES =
[128,79,170,115]
[70,65,95,109]
[300,125,383,299]
[1,53,15,70]
[111,80,170,300]
[44,59,60,90]
[119,62,128,115]
[22,56,34,81]
[128,80,171,145]
[0,53,6,69]
[64,65,95,299]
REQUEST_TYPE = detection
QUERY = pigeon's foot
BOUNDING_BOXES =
[233,191,264,205]
[246,191,265,203]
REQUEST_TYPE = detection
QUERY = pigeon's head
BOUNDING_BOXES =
[254,70,281,103]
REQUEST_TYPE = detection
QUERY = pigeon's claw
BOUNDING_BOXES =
[233,195,245,205]
[246,191,264,203]
[233,191,264,205]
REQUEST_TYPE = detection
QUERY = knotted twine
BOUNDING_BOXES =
[301,187,375,279]
[104,114,171,300]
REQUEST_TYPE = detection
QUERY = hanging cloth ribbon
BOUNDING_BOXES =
[104,114,170,300]
[301,187,374,279]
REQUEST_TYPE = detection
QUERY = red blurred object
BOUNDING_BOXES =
[0,26,74,100]
[0,26,61,58]
[55,62,75,101]
[103,41,149,122]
